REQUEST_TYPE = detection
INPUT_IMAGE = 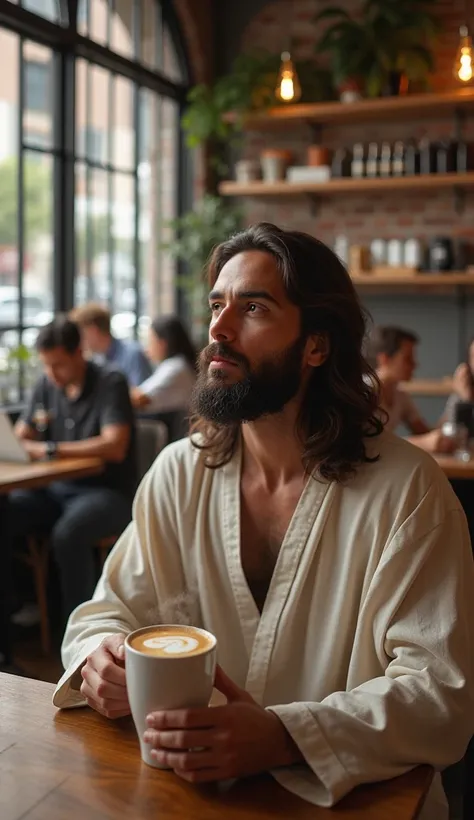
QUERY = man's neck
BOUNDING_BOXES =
[65,360,88,399]
[241,399,306,491]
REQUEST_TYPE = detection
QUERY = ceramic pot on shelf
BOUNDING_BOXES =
[235,159,261,183]
[260,149,293,182]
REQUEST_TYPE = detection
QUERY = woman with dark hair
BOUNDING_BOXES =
[130,315,196,416]
[443,336,474,424]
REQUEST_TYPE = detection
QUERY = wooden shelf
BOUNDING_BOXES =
[219,172,474,198]
[233,89,474,130]
[401,379,453,396]
[351,272,474,287]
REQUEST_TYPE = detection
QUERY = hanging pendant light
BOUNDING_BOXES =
[275,51,301,103]
[454,25,473,83]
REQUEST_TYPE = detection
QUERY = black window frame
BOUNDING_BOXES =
[0,0,191,406]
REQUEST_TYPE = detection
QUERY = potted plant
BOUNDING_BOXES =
[315,0,439,99]
[181,50,285,182]
[161,196,242,345]
[182,50,334,181]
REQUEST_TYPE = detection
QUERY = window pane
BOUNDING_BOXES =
[112,0,134,60]
[21,327,43,399]
[23,41,55,150]
[0,329,20,405]
[113,75,134,170]
[0,28,19,288]
[77,0,89,36]
[89,0,108,47]
[22,0,61,23]
[140,94,177,320]
[76,62,109,164]
[140,0,159,70]
[0,326,43,405]
[24,151,54,320]
[110,172,135,315]
[0,26,20,361]
[76,166,110,304]
[74,161,90,304]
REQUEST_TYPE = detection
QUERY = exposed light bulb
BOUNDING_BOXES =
[275,51,301,103]
[454,25,473,83]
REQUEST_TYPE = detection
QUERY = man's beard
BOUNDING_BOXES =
[191,336,306,425]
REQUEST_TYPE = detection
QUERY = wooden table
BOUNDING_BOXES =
[0,673,432,820]
[0,456,104,494]
[0,457,104,663]
[435,455,474,480]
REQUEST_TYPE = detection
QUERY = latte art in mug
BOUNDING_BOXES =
[143,635,199,655]
[129,625,214,658]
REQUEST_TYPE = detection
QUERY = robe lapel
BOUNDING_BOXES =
[222,439,336,703]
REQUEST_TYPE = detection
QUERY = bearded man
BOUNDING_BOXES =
[53,223,474,820]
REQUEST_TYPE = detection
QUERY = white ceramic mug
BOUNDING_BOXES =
[125,624,217,767]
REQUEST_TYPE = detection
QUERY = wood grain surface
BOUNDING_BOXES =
[0,673,432,820]
[0,457,103,494]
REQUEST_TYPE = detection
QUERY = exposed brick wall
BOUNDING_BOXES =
[236,0,474,256]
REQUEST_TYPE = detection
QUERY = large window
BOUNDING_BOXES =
[0,0,188,405]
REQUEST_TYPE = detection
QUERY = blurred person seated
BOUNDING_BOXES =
[367,325,454,454]
[10,316,136,622]
[442,335,474,429]
[71,302,152,387]
[130,316,196,418]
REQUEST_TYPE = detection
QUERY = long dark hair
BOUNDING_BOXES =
[151,315,197,371]
[190,223,384,483]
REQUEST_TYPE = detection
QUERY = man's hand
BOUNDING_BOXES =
[413,428,456,455]
[80,634,130,719]
[143,666,302,783]
[22,440,46,461]
[130,388,150,409]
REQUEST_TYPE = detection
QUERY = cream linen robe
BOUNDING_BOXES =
[53,431,474,819]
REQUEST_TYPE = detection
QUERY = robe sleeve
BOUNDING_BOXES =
[52,446,185,709]
[268,504,474,807]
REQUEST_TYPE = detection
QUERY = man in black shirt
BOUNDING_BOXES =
[10,316,136,621]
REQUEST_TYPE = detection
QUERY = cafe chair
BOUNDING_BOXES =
[96,419,169,568]
[17,536,51,655]
[16,420,169,655]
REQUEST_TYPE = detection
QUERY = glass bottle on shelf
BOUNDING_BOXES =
[436,141,457,174]
[404,141,420,176]
[366,142,379,177]
[379,142,392,176]
[419,139,437,174]
[351,143,365,177]
[331,147,352,178]
[456,140,469,172]
[391,141,405,176]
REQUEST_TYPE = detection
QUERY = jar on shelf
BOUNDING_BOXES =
[307,145,331,167]
[235,159,261,183]
[260,149,293,182]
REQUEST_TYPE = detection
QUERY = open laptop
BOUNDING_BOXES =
[0,412,30,463]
